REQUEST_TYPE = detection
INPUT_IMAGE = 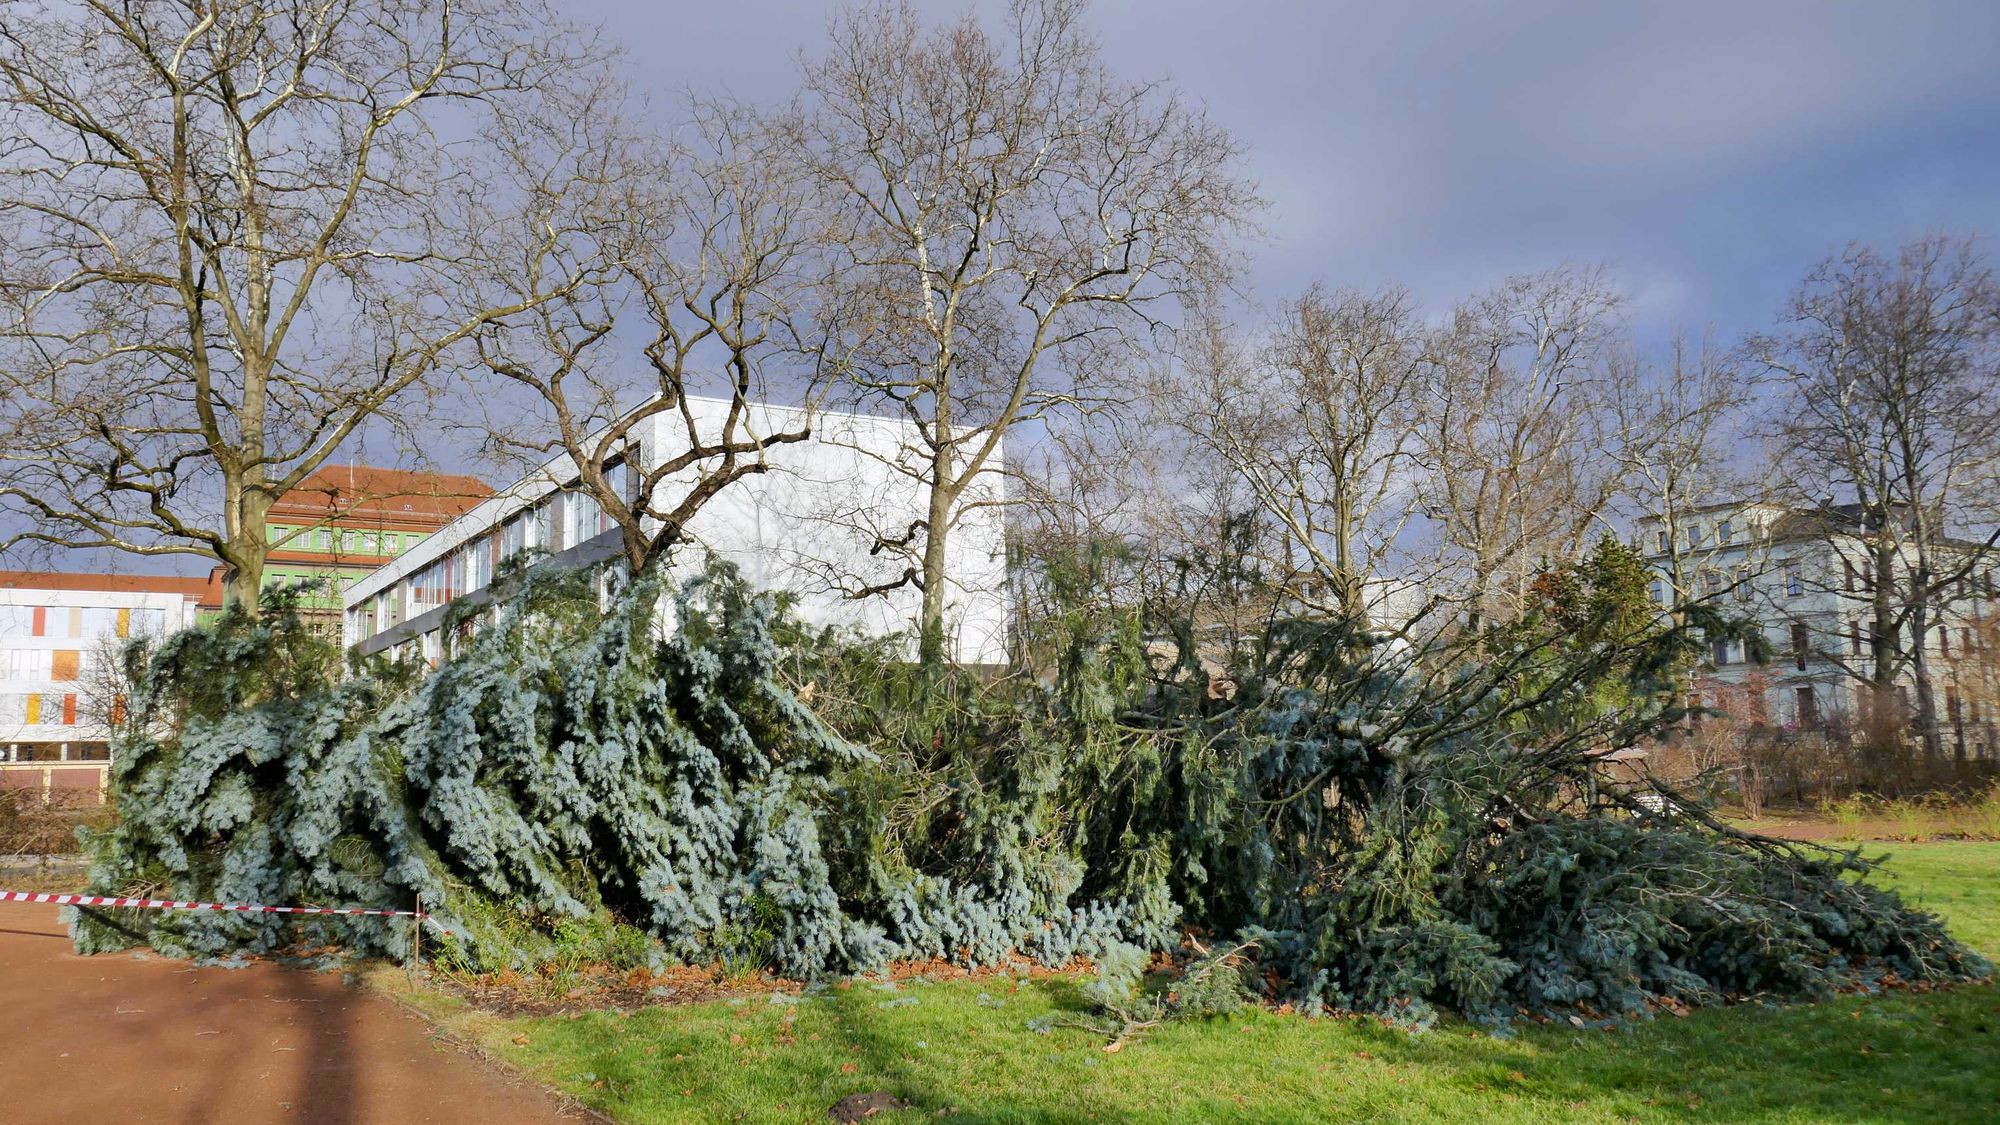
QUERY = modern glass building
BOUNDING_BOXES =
[343,398,1011,668]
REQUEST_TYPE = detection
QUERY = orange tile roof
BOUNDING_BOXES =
[269,464,493,529]
[0,569,221,604]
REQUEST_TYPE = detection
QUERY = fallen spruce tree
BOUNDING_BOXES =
[72,548,1990,1030]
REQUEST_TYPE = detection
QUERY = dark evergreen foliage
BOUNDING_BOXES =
[75,555,1989,1030]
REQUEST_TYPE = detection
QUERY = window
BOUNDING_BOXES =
[1844,560,1858,593]
[0,605,31,637]
[1654,529,1668,553]
[1734,567,1753,602]
[462,535,492,593]
[541,495,561,553]
[1718,519,1734,545]
[1790,621,1810,671]
[1711,636,1732,666]
[1848,619,1862,656]
[557,491,578,549]
[609,457,635,504]
[552,489,602,549]
[1648,580,1665,606]
[1795,686,1819,728]
[1687,525,1702,549]
[80,607,120,638]
[1784,561,1803,597]
[1939,625,1951,656]
[1,650,53,680]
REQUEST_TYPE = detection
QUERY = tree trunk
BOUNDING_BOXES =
[1909,621,1945,765]
[1907,556,1946,765]
[222,484,274,617]
[1865,538,1901,783]
[917,472,955,671]
[1331,489,1365,624]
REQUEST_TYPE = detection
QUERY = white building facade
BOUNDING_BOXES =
[344,398,1010,667]
[1636,502,1999,756]
[0,574,208,802]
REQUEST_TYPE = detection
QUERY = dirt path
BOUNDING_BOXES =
[0,902,583,1125]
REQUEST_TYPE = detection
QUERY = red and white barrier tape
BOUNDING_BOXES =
[0,889,441,928]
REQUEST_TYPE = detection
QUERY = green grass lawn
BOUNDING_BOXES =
[1859,842,2000,955]
[396,843,2000,1124]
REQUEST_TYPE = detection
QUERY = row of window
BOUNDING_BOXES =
[1650,517,1765,554]
[260,568,373,607]
[0,606,165,640]
[1650,561,1806,605]
[1842,620,1988,659]
[0,693,85,726]
[1708,618,1990,669]
[269,524,428,557]
[1844,558,2000,599]
[1647,540,2000,605]
[1659,559,2000,607]
[352,468,632,639]
[1697,682,1997,744]
[0,650,85,682]
[0,743,110,762]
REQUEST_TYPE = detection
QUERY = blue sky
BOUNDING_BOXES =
[584,0,2000,341]
[18,1,2000,578]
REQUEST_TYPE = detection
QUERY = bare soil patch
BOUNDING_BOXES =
[0,901,585,1124]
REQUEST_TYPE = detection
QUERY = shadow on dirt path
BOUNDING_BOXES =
[0,902,580,1124]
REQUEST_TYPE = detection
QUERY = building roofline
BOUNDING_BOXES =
[340,394,945,609]
[0,569,221,602]
[268,463,494,526]
[1633,500,1787,521]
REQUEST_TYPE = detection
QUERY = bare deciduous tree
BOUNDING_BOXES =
[784,0,1259,669]
[1755,234,2000,763]
[1415,266,1625,633]
[1176,286,1428,621]
[469,98,820,576]
[0,0,601,612]
[1607,334,1754,605]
